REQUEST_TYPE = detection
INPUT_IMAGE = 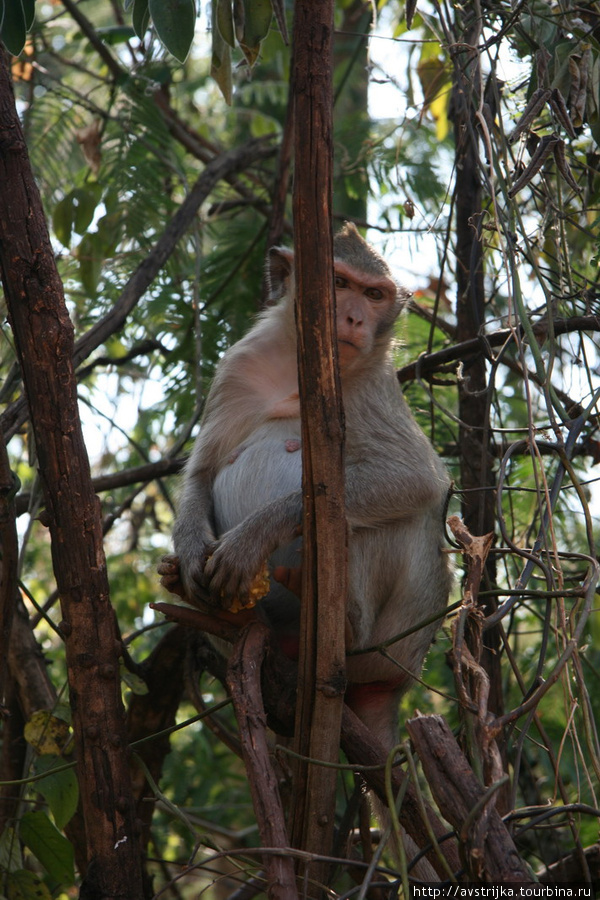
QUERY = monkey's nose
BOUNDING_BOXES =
[346,314,363,327]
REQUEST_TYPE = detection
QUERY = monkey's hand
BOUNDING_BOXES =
[203,530,270,608]
[176,540,220,608]
[203,493,302,605]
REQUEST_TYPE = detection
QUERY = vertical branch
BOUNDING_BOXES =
[290,0,348,878]
[227,624,298,900]
[0,429,21,832]
[0,430,19,710]
[0,53,144,899]
[449,4,504,726]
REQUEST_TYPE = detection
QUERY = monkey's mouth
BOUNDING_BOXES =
[338,339,361,357]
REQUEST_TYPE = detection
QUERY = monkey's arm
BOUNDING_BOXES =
[342,385,450,527]
[172,467,217,600]
[173,339,287,588]
[344,450,448,528]
[203,490,303,602]
[202,440,445,604]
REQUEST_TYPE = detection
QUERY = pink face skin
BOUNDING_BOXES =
[333,260,397,368]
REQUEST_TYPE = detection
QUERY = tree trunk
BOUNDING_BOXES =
[0,52,144,900]
[451,9,504,730]
[289,0,348,882]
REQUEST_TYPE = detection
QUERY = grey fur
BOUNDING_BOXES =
[173,228,451,750]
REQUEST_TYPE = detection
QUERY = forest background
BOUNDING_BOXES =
[0,0,599,897]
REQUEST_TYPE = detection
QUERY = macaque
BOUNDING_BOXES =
[173,222,451,750]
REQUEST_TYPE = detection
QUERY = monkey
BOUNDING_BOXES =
[172,222,451,751]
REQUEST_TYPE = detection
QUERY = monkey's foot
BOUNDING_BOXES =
[284,439,301,453]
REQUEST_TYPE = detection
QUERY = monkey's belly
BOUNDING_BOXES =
[213,431,303,631]
[213,430,302,533]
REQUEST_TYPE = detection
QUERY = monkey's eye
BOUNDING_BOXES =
[365,287,384,300]
[335,275,349,289]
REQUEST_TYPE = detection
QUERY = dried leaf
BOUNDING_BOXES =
[553,138,581,193]
[24,711,72,756]
[239,0,272,68]
[233,0,244,43]
[508,88,551,144]
[550,88,577,138]
[211,5,233,105]
[216,0,235,47]
[569,49,590,127]
[75,119,102,174]
[508,133,559,197]
[270,0,288,43]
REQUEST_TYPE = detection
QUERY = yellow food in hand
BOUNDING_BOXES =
[228,563,270,613]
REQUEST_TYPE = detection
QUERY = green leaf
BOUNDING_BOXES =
[132,0,150,40]
[239,0,272,67]
[77,232,104,296]
[0,827,22,873]
[19,812,75,887]
[33,756,79,830]
[216,0,235,47]
[72,185,101,234]
[52,196,74,248]
[6,869,52,900]
[22,0,35,31]
[96,25,137,44]
[211,4,232,105]
[0,0,27,56]
[148,0,196,63]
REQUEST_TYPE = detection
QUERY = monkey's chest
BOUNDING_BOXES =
[213,426,302,535]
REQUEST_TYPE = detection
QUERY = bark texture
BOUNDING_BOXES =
[0,52,144,899]
[289,0,348,877]
[407,714,535,883]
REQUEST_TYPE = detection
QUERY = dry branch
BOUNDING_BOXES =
[290,0,348,876]
[126,625,187,850]
[406,714,535,884]
[0,50,145,898]
[227,623,298,900]
[396,315,600,384]
[0,430,19,710]
[340,706,461,880]
[153,577,461,881]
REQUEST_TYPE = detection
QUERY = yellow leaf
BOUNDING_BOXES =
[430,89,449,141]
[24,711,72,756]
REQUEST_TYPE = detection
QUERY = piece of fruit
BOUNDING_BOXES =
[228,563,270,613]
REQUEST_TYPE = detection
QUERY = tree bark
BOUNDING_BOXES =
[406,715,535,883]
[0,52,144,899]
[227,623,298,900]
[450,8,505,760]
[153,596,463,880]
[0,427,19,708]
[289,0,348,879]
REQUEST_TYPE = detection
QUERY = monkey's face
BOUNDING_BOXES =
[333,261,399,367]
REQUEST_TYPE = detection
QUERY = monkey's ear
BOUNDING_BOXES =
[267,247,294,301]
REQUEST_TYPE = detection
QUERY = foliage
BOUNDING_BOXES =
[0,0,599,896]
